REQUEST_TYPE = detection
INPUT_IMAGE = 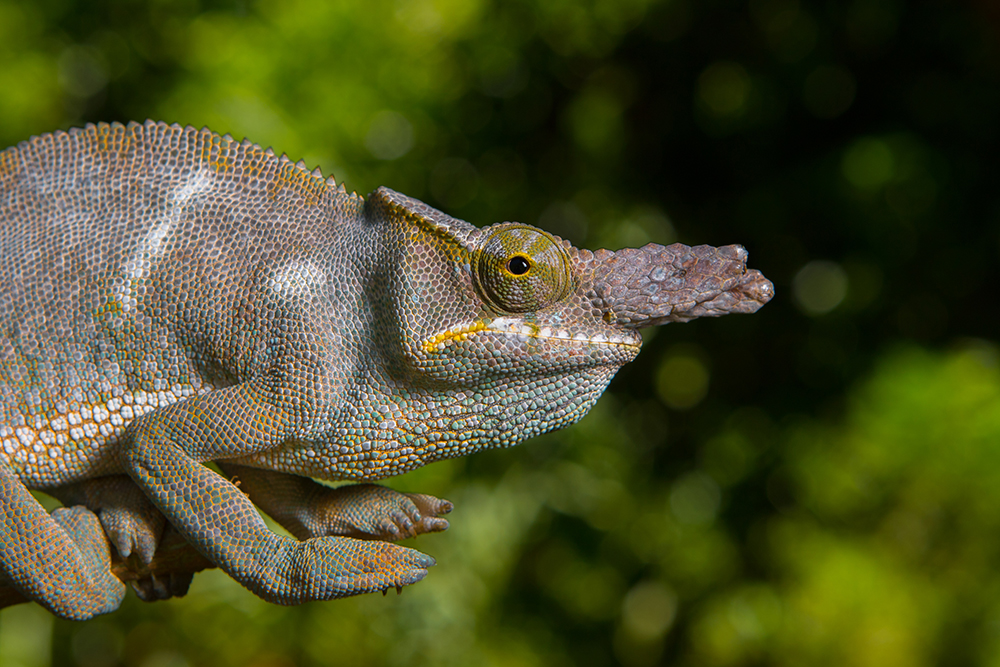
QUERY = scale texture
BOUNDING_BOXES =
[0,121,772,619]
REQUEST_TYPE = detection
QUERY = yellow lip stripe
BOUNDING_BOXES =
[422,319,640,352]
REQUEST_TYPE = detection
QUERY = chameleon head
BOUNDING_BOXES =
[369,187,773,443]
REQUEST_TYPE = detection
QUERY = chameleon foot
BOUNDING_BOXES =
[304,484,453,541]
[50,475,165,564]
[255,536,436,602]
[131,571,194,601]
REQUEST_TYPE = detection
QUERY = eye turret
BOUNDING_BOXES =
[473,224,572,313]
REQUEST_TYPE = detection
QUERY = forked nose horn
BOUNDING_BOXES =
[585,243,774,327]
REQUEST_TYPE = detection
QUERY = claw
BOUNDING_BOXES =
[112,533,133,559]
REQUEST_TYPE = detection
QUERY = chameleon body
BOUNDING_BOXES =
[0,121,772,619]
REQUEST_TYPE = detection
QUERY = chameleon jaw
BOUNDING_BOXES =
[420,317,642,353]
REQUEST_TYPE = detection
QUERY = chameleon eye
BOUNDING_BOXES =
[474,224,572,313]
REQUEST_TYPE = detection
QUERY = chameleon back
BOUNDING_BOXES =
[0,121,364,487]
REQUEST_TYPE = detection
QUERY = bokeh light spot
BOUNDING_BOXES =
[656,353,709,409]
[793,260,848,315]
[842,137,895,190]
[621,580,678,640]
[58,46,108,98]
[566,88,625,155]
[697,62,751,118]
[670,472,721,525]
[364,111,414,161]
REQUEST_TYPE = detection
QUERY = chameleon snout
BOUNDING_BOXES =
[582,242,773,327]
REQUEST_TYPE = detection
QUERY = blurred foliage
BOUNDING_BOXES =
[1,0,1000,665]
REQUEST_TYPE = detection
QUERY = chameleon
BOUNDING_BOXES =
[0,121,773,620]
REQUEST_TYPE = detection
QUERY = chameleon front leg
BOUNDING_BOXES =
[120,382,435,604]
[216,462,452,542]
[0,465,125,619]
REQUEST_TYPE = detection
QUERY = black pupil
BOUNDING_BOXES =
[507,255,531,275]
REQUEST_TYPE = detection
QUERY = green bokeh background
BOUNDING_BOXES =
[1,0,999,665]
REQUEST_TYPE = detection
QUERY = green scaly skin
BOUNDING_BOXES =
[0,121,773,619]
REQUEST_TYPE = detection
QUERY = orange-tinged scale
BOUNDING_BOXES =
[198,131,218,164]
[266,162,324,206]
[240,146,269,180]
[209,135,237,173]
[94,123,130,157]
[0,151,14,181]
[403,212,472,266]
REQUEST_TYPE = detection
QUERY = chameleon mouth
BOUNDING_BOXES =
[421,317,641,353]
